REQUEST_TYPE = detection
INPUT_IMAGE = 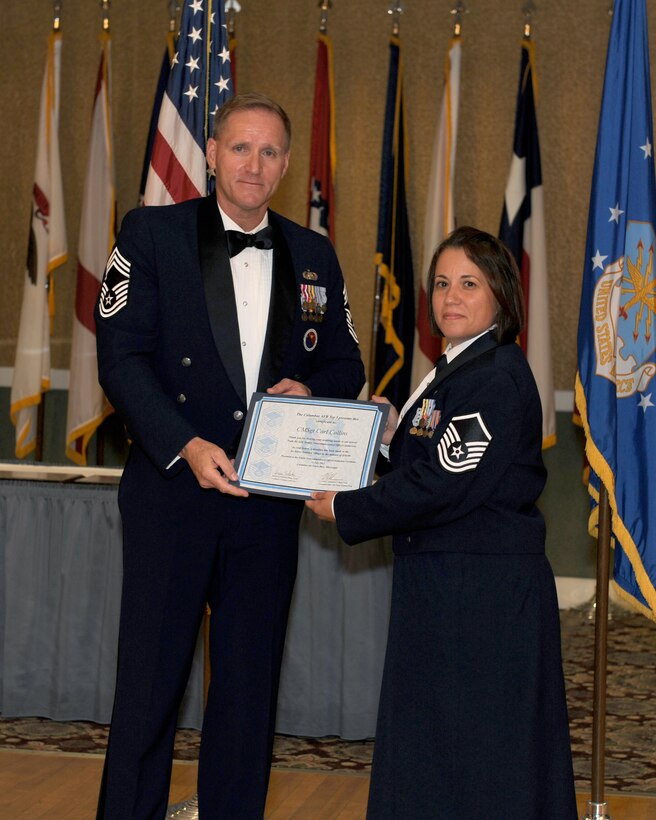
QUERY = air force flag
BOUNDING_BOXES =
[575,0,656,620]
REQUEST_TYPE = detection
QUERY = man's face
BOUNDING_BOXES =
[206,108,290,229]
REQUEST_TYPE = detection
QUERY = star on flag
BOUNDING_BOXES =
[609,202,624,222]
[591,249,608,270]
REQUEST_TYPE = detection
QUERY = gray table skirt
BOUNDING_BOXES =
[0,480,392,739]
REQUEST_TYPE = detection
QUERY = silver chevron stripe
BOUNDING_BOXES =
[343,284,358,343]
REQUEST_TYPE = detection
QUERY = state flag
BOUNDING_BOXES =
[372,36,415,410]
[10,32,67,458]
[65,35,115,464]
[411,37,461,386]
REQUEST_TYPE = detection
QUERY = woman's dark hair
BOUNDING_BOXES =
[426,226,525,344]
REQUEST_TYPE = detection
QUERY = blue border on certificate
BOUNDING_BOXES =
[232,394,389,500]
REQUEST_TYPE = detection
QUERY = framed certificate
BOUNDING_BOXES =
[232,394,389,500]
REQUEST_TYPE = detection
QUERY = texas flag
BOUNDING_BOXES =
[499,39,556,449]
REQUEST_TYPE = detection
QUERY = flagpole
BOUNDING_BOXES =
[522,0,534,39]
[53,0,62,31]
[34,0,64,463]
[584,483,612,820]
[318,0,332,33]
[100,0,110,31]
[226,1,241,91]
[369,2,403,395]
[450,1,466,37]
[168,0,179,28]
[93,0,112,467]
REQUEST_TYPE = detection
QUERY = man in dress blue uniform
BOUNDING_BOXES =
[94,92,365,819]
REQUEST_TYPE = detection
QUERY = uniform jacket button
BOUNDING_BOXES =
[181,357,192,367]
[177,394,186,403]
[233,410,244,421]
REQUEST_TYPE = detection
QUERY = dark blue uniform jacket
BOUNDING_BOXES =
[94,194,365,474]
[335,334,546,555]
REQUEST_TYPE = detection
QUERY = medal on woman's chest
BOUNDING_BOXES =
[409,398,441,438]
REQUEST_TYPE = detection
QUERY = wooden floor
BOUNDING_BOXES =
[1,749,655,819]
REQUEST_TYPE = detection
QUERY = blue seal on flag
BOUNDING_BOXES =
[593,220,656,397]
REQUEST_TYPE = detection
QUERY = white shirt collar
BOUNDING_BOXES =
[217,202,269,234]
[444,325,497,363]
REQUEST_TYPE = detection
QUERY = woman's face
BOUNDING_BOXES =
[431,248,499,347]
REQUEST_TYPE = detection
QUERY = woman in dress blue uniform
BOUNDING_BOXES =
[307,226,577,819]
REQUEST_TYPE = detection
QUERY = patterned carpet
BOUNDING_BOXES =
[1,610,654,793]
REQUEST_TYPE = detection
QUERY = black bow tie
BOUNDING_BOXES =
[225,226,274,257]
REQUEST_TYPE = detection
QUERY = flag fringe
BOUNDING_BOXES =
[65,405,114,466]
[575,372,656,617]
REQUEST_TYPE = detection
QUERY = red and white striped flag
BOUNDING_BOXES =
[411,36,461,386]
[65,34,115,464]
[307,32,336,242]
[10,33,67,458]
[143,0,233,206]
[499,40,556,448]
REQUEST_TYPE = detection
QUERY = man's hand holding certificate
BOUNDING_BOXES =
[232,394,389,500]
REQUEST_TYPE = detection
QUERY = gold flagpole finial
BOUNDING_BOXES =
[226,0,242,37]
[167,1,180,32]
[318,0,332,34]
[100,0,111,32]
[387,3,404,37]
[53,0,62,31]
[522,1,535,40]
[450,3,467,38]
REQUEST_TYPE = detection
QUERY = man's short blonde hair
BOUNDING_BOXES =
[212,92,292,151]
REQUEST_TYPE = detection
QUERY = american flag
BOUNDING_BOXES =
[144,0,233,205]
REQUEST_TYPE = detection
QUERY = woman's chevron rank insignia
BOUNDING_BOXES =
[99,246,131,318]
[437,412,492,472]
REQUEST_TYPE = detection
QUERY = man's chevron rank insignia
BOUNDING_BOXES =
[437,412,492,473]
[99,246,131,318]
